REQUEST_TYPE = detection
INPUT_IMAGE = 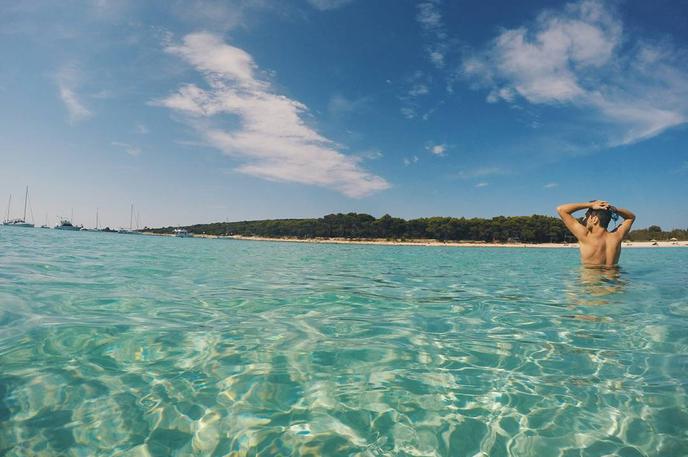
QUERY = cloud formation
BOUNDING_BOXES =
[112,141,142,157]
[56,65,92,123]
[416,0,448,69]
[403,155,419,166]
[463,0,688,146]
[399,71,434,120]
[306,0,354,11]
[454,166,508,180]
[327,93,367,116]
[428,143,446,155]
[154,32,388,197]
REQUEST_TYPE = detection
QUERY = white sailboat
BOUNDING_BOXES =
[119,204,142,234]
[2,187,34,227]
[82,208,101,232]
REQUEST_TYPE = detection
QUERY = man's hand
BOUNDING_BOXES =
[591,200,607,210]
[590,200,610,210]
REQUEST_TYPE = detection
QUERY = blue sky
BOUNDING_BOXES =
[1,0,687,229]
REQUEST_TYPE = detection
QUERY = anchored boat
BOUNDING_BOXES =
[174,228,192,238]
[55,218,82,231]
[2,187,34,227]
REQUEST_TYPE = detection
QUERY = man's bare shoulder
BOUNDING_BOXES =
[606,229,624,243]
[576,231,592,243]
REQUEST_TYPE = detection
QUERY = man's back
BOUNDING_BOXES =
[578,231,622,267]
[556,200,635,267]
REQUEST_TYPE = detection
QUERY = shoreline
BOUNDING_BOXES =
[176,234,686,248]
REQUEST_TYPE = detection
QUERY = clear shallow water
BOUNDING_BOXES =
[1,228,687,457]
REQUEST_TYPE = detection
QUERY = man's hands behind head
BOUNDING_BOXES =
[591,200,610,211]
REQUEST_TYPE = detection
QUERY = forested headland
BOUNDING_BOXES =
[148,213,688,243]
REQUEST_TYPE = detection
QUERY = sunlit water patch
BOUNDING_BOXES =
[1,228,687,456]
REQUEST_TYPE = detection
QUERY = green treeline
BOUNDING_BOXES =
[626,225,688,242]
[149,213,688,242]
[151,213,565,242]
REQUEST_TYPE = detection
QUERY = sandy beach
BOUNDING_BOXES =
[216,235,687,248]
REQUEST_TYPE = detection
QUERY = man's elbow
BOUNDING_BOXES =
[556,206,565,216]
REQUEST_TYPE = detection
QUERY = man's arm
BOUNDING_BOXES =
[556,201,602,241]
[610,206,636,239]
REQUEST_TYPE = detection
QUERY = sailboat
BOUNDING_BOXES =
[82,208,101,232]
[119,204,142,234]
[2,187,34,227]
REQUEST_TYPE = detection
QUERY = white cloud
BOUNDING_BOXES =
[408,83,429,97]
[357,148,383,160]
[421,100,445,121]
[417,0,447,69]
[56,65,92,123]
[475,182,489,188]
[154,32,388,198]
[135,123,149,134]
[428,143,446,156]
[112,141,142,157]
[673,161,688,175]
[416,1,442,29]
[327,94,367,116]
[399,72,433,118]
[454,166,508,179]
[544,182,558,188]
[401,107,416,119]
[307,0,354,11]
[403,155,420,166]
[429,50,444,68]
[463,0,688,146]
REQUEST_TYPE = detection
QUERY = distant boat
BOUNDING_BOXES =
[174,228,192,238]
[55,218,82,231]
[119,203,142,234]
[2,187,34,227]
[82,208,101,232]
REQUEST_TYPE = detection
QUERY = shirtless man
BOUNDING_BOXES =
[557,200,636,266]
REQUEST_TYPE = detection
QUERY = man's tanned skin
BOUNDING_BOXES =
[557,200,636,267]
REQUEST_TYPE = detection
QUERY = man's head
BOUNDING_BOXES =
[583,208,612,230]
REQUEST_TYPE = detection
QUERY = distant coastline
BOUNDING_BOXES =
[144,232,687,248]
[147,213,688,244]
[226,235,687,248]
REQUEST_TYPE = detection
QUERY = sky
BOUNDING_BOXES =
[1,0,687,229]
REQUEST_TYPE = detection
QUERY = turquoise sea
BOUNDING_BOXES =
[0,228,686,456]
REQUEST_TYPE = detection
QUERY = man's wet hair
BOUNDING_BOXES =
[583,208,612,229]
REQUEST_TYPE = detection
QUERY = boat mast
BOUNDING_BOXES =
[96,208,99,230]
[5,194,10,221]
[23,186,28,222]
[129,204,133,230]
